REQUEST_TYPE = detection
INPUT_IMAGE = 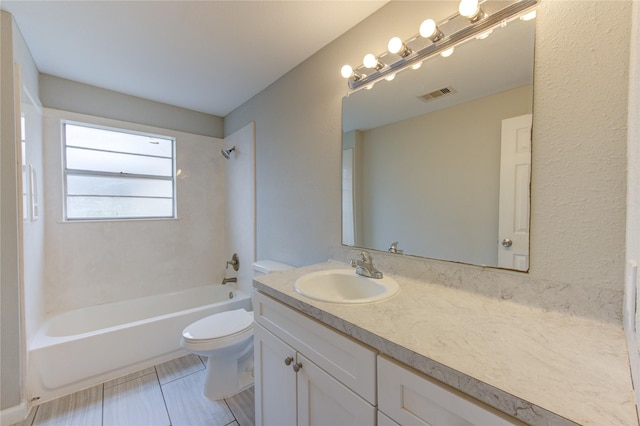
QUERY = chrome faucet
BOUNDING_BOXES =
[388,241,404,254]
[221,277,237,285]
[350,250,383,279]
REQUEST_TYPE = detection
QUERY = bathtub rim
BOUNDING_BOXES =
[31,287,249,349]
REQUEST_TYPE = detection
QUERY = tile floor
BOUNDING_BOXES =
[16,354,255,426]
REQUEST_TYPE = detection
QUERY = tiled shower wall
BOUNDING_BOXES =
[42,109,228,315]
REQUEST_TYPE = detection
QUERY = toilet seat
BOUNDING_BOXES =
[181,309,254,350]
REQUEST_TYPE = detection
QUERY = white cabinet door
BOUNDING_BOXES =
[296,353,376,426]
[378,411,400,426]
[255,323,297,426]
[253,291,376,404]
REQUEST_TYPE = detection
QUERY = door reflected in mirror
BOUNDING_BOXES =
[341,14,535,271]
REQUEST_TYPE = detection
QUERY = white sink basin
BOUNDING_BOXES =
[294,269,399,304]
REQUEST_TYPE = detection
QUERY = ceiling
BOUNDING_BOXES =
[2,0,388,117]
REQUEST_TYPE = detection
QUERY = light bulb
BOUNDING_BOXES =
[411,62,422,70]
[459,0,481,20]
[341,65,354,79]
[476,29,492,40]
[419,19,437,39]
[388,37,403,54]
[520,10,537,21]
[363,53,379,69]
[385,74,396,81]
[388,37,412,57]
[365,83,375,90]
[440,47,455,58]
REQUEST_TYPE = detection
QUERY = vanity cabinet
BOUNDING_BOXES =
[255,324,376,425]
[378,355,521,425]
[253,291,376,426]
[253,290,520,426]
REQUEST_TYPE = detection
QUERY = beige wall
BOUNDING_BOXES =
[1,10,23,411]
[226,1,631,322]
[39,74,224,138]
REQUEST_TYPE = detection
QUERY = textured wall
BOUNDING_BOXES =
[226,1,631,322]
[530,0,629,291]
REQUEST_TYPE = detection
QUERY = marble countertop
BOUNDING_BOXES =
[253,261,637,426]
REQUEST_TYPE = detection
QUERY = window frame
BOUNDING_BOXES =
[62,120,177,221]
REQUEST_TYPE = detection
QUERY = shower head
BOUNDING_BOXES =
[221,146,236,160]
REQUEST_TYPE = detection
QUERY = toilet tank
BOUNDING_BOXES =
[251,260,294,276]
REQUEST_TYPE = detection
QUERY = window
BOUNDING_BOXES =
[63,122,176,220]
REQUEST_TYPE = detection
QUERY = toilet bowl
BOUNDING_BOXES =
[180,308,254,400]
[180,259,293,400]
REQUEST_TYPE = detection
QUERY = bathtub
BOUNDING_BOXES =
[28,285,251,404]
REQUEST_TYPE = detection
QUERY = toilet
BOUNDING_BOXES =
[180,259,293,400]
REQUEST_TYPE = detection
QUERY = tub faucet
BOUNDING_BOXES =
[350,250,383,279]
[221,277,237,285]
[226,253,240,271]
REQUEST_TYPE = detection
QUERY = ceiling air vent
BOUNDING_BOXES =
[418,86,457,103]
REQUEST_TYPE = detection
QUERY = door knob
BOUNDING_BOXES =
[293,362,303,372]
[284,356,294,366]
[502,238,513,247]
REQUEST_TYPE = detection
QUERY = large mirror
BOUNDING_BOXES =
[342,15,535,271]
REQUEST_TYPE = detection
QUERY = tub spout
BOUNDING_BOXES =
[222,277,237,285]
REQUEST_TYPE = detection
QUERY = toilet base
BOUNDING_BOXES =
[201,337,254,400]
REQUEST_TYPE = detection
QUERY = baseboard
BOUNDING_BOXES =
[0,401,29,426]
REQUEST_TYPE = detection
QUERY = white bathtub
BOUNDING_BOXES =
[28,285,251,404]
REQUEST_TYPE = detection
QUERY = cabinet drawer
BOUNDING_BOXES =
[253,291,376,404]
[378,356,521,426]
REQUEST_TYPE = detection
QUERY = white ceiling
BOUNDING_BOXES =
[2,0,388,117]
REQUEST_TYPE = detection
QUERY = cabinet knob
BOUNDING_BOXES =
[284,356,294,366]
[293,362,302,372]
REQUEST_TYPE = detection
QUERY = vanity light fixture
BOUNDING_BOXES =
[476,29,493,40]
[419,19,444,42]
[520,10,536,21]
[411,61,423,70]
[363,53,384,70]
[385,74,396,81]
[340,64,363,81]
[388,37,413,57]
[440,47,455,58]
[459,0,485,22]
[340,0,539,91]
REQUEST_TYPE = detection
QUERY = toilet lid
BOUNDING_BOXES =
[182,309,253,341]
